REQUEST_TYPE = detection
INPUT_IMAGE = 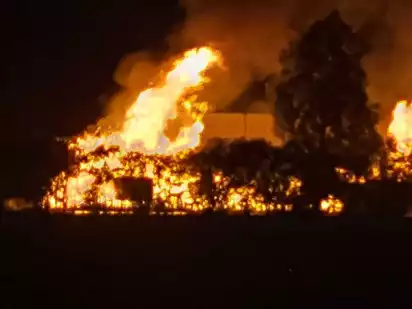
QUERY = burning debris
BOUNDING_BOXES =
[41,46,307,216]
[320,195,344,215]
[43,47,220,214]
[40,52,412,217]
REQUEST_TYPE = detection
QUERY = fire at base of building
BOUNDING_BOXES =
[41,46,296,216]
[39,45,412,217]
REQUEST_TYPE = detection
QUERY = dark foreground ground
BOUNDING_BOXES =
[2,213,412,308]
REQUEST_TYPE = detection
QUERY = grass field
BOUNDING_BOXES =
[2,213,412,307]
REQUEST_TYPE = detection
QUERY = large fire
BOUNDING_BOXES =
[71,47,216,155]
[42,47,302,215]
[44,47,218,212]
[42,45,412,216]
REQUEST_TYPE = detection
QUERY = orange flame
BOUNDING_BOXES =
[336,100,412,184]
[388,100,412,156]
[43,46,304,215]
[72,47,218,155]
[320,195,344,215]
[43,47,220,212]
[66,172,96,207]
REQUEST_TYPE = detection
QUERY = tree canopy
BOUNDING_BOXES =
[275,10,382,162]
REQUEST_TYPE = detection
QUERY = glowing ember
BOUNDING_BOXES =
[320,195,344,215]
[335,167,366,184]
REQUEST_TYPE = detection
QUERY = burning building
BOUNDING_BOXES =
[41,46,304,215]
[43,47,220,213]
[40,42,412,217]
[165,75,282,146]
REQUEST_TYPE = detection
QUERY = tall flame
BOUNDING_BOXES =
[43,47,221,211]
[73,47,218,155]
[388,100,412,156]
[43,46,304,215]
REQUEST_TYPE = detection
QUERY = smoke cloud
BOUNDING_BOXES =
[105,0,412,135]
[173,0,412,129]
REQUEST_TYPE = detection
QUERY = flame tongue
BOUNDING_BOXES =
[75,47,218,156]
[388,100,412,155]
[44,47,221,211]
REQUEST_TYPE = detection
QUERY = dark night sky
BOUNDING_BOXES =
[6,0,184,142]
[3,0,184,197]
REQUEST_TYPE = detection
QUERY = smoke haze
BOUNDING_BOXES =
[176,0,412,129]
[110,0,412,133]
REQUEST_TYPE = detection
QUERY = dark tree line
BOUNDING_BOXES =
[189,11,410,217]
[275,10,382,165]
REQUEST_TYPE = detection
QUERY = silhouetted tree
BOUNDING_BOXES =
[275,10,382,167]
